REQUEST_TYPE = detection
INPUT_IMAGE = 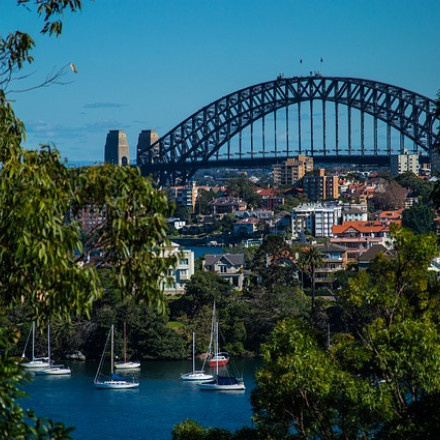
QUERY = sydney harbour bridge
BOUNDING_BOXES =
[137,76,440,186]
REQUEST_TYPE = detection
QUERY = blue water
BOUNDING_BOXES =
[185,245,224,259]
[21,359,260,439]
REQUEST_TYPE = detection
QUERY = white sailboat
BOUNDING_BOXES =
[21,322,50,370]
[34,323,71,376]
[198,315,245,391]
[94,324,139,389]
[181,332,213,381]
[114,322,141,370]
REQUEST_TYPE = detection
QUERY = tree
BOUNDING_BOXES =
[402,203,436,234]
[250,235,299,288]
[0,2,175,437]
[174,204,193,223]
[227,176,261,208]
[299,245,324,312]
[250,228,440,439]
[394,171,434,205]
[197,189,217,215]
[370,180,407,211]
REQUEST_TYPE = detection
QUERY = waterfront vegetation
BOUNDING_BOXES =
[2,2,440,439]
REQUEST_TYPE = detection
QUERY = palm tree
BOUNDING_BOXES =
[296,253,308,290]
[301,245,324,312]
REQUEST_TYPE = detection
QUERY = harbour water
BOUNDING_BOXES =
[183,245,224,259]
[21,359,260,439]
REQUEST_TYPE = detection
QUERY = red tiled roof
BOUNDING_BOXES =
[332,221,389,234]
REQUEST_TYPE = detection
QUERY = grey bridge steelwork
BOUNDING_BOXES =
[138,76,440,185]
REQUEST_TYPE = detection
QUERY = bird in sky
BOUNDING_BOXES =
[70,63,78,74]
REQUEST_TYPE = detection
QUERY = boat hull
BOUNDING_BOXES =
[34,367,71,376]
[181,371,214,381]
[209,358,229,368]
[198,381,245,391]
[114,361,141,370]
[198,376,245,391]
[94,380,139,389]
[22,360,51,369]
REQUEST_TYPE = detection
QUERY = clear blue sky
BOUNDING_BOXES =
[2,0,440,164]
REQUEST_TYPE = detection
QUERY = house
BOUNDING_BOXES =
[342,204,368,222]
[167,217,186,230]
[234,209,274,220]
[358,244,390,270]
[161,242,195,295]
[330,221,391,261]
[256,187,285,210]
[314,243,348,289]
[203,254,245,290]
[376,209,403,226]
[209,197,247,214]
[233,217,260,235]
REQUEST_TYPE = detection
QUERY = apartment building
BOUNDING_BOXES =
[390,151,419,176]
[302,169,339,201]
[272,155,314,185]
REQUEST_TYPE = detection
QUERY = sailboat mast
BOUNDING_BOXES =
[123,322,127,363]
[192,332,195,373]
[215,321,219,376]
[111,324,114,375]
[47,322,51,365]
[32,321,35,362]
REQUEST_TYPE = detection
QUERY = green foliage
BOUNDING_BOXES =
[253,319,390,438]
[0,144,101,326]
[72,164,176,315]
[250,235,299,288]
[298,245,324,312]
[242,286,309,352]
[172,419,263,440]
[227,176,261,208]
[197,189,217,215]
[172,419,205,440]
[173,204,192,223]
[394,171,434,204]
[250,228,440,439]
[0,2,178,435]
[402,203,436,234]
[173,271,233,321]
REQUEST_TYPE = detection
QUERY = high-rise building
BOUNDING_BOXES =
[390,151,419,176]
[272,155,314,185]
[168,181,198,212]
[302,169,339,201]
[136,130,159,164]
[104,130,130,166]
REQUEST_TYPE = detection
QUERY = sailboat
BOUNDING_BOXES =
[94,324,139,389]
[198,308,245,391]
[34,323,71,376]
[181,332,214,381]
[208,303,229,368]
[114,322,141,370]
[21,322,50,370]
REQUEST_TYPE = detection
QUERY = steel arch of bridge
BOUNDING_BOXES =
[138,76,440,185]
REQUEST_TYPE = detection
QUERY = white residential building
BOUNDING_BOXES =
[161,241,195,295]
[390,151,419,176]
[314,205,342,238]
[342,204,368,222]
[291,204,316,238]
